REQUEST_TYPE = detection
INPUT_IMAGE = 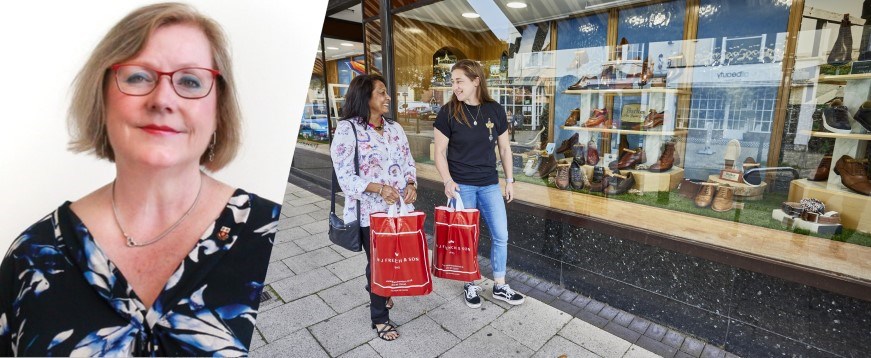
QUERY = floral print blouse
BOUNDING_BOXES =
[0,189,279,356]
[331,118,417,227]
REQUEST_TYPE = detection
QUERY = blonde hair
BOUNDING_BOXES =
[449,59,495,127]
[68,2,240,171]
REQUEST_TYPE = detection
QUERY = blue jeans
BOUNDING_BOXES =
[457,183,508,280]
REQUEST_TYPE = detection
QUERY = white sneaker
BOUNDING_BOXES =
[463,283,482,308]
[492,284,525,305]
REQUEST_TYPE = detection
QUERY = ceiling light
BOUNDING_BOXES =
[506,2,527,8]
[327,46,339,50]
[462,12,480,18]
[340,43,354,47]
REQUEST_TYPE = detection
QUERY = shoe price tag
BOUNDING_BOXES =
[545,143,555,155]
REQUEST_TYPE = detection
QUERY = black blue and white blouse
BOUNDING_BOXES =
[0,189,279,356]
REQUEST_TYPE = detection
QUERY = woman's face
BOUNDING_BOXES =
[105,23,218,171]
[451,69,479,103]
[368,80,390,118]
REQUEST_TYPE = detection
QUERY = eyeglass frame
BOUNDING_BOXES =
[110,63,222,99]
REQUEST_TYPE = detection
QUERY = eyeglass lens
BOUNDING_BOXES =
[115,65,215,99]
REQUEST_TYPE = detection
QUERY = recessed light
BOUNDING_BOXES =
[462,12,480,18]
[340,43,354,47]
[327,46,339,50]
[507,2,527,8]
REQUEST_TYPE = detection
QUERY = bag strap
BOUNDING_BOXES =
[447,194,466,210]
[331,120,360,224]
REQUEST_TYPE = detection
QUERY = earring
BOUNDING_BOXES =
[208,132,216,162]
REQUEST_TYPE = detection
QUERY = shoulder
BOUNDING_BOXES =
[229,189,280,224]
[5,207,64,265]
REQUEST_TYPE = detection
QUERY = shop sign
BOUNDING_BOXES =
[689,63,782,87]
[851,60,871,74]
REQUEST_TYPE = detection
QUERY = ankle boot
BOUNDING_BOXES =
[564,108,580,127]
[570,160,586,190]
[572,144,586,166]
[555,164,571,190]
[828,14,854,65]
[808,155,832,181]
[538,154,558,178]
[648,142,675,172]
[586,140,600,166]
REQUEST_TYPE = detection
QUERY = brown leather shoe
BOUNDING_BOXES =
[570,161,586,190]
[742,157,760,172]
[583,109,608,127]
[694,183,717,207]
[615,147,646,170]
[677,179,703,199]
[834,155,871,195]
[808,155,832,181]
[586,140,600,166]
[564,108,580,126]
[648,142,675,172]
[568,75,598,90]
[711,186,735,212]
[538,154,558,178]
[634,109,664,130]
[555,164,571,190]
[556,133,579,154]
[605,172,635,195]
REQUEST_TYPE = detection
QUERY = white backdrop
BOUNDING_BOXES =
[0,1,322,251]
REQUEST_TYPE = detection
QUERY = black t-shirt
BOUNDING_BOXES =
[434,101,508,186]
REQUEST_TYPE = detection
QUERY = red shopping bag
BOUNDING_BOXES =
[369,199,432,297]
[432,196,481,281]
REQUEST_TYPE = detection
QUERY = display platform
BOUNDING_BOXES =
[614,167,684,192]
[788,179,871,234]
[707,175,767,201]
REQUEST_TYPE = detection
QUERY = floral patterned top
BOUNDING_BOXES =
[0,189,279,356]
[331,118,416,227]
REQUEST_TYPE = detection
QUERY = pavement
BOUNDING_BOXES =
[250,181,737,358]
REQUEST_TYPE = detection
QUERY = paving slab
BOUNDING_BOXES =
[533,335,598,358]
[317,276,370,314]
[337,344,380,358]
[258,286,284,313]
[441,324,533,358]
[294,233,333,251]
[271,267,342,302]
[325,254,367,282]
[559,318,632,357]
[384,291,449,325]
[264,261,295,285]
[281,203,321,218]
[274,227,311,245]
[309,305,375,357]
[282,246,344,274]
[300,220,330,235]
[252,328,329,358]
[332,244,364,258]
[490,297,573,351]
[623,344,660,358]
[270,241,304,262]
[427,294,505,340]
[367,315,460,358]
[277,213,317,230]
[256,295,336,342]
[249,331,266,351]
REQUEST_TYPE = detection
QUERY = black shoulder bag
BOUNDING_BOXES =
[328,122,363,252]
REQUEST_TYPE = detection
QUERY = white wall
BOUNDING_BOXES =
[0,0,323,251]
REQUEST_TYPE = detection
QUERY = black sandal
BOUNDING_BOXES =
[371,321,399,341]
[385,297,394,310]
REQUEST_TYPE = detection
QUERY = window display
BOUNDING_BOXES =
[381,0,871,282]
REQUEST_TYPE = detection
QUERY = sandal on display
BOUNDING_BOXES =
[372,321,399,341]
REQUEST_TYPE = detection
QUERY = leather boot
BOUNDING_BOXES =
[588,175,609,192]
[564,108,580,127]
[538,154,558,178]
[586,140,600,166]
[827,14,853,65]
[592,166,604,183]
[711,186,735,212]
[572,144,586,166]
[808,155,832,181]
[694,183,717,208]
[648,142,675,172]
[834,155,871,195]
[570,160,586,190]
[556,133,579,154]
[605,172,635,195]
[555,164,571,190]
[615,147,646,170]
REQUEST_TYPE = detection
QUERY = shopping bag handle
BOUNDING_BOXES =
[447,195,466,210]
[387,196,409,217]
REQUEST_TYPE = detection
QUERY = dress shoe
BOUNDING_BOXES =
[711,186,735,212]
[822,99,852,134]
[586,140,600,166]
[605,172,635,195]
[568,75,598,90]
[834,155,871,195]
[588,175,609,192]
[677,179,704,199]
[742,157,760,172]
[648,142,675,172]
[572,144,586,166]
[724,139,741,170]
[853,100,871,131]
[570,160,586,190]
[564,108,580,127]
[556,133,579,155]
[614,147,646,170]
[641,110,664,129]
[808,155,832,181]
[827,14,853,65]
[555,164,571,190]
[583,109,609,127]
[538,154,558,178]
[694,183,717,208]
[638,60,653,87]
[598,65,616,89]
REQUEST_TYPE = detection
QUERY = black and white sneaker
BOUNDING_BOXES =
[492,284,525,305]
[463,283,482,308]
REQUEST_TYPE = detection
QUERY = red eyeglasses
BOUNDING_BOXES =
[111,64,221,99]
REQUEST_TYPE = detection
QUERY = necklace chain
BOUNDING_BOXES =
[112,172,204,248]
[464,103,481,125]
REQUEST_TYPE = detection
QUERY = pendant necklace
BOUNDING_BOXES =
[112,172,204,247]
[465,103,481,126]
[485,118,495,141]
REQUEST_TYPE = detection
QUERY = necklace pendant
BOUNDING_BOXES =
[489,134,493,141]
[474,121,478,126]
[126,235,137,247]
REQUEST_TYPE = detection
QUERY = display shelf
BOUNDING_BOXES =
[619,167,685,192]
[817,73,871,84]
[798,130,871,140]
[561,125,687,136]
[707,174,767,200]
[788,179,871,233]
[563,88,688,95]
